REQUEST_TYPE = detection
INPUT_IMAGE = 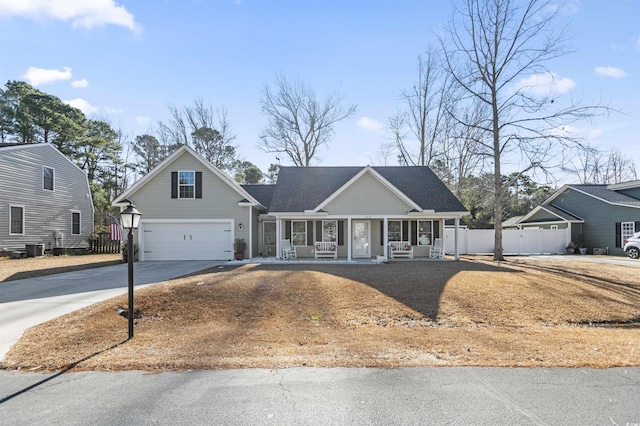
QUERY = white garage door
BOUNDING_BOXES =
[141,221,233,261]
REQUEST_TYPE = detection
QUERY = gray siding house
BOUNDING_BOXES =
[114,145,467,261]
[510,181,640,256]
[0,143,95,253]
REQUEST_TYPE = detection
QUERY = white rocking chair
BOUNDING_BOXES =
[281,239,297,259]
[429,238,444,259]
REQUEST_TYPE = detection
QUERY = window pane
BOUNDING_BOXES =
[622,222,635,241]
[43,167,54,190]
[179,171,194,184]
[10,206,23,234]
[72,212,81,235]
[418,220,432,245]
[388,221,401,241]
[323,220,337,242]
[178,171,195,198]
[179,186,194,198]
[292,220,306,245]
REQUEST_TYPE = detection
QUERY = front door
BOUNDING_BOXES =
[262,221,276,257]
[352,220,371,258]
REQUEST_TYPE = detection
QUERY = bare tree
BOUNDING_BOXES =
[438,98,488,194]
[156,99,238,172]
[388,45,453,167]
[259,73,357,166]
[566,145,637,184]
[441,0,608,260]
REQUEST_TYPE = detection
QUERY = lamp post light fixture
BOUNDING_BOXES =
[120,199,142,340]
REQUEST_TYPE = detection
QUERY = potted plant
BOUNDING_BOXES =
[576,234,587,254]
[565,241,576,254]
[234,238,247,260]
[121,241,139,262]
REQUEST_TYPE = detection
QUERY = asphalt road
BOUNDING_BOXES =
[0,260,221,360]
[0,367,638,425]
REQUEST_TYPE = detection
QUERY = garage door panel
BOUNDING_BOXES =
[142,221,233,261]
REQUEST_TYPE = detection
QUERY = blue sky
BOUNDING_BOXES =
[1,0,638,182]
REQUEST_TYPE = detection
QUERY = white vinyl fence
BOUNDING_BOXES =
[444,228,570,255]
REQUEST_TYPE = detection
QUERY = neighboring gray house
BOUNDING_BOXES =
[508,181,640,256]
[0,143,95,254]
[114,145,467,261]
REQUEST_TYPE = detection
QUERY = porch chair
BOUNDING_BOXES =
[281,239,297,259]
[429,238,444,259]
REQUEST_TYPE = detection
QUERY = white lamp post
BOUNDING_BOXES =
[120,199,142,339]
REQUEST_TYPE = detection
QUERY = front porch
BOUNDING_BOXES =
[256,216,462,261]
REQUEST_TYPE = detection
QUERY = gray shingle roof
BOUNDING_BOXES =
[544,205,583,221]
[268,166,466,213]
[569,185,640,207]
[241,184,275,210]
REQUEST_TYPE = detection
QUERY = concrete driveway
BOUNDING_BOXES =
[521,254,640,267]
[0,261,221,361]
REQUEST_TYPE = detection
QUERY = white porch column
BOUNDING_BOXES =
[454,217,460,261]
[248,207,253,260]
[275,218,281,260]
[347,217,352,261]
[383,217,389,259]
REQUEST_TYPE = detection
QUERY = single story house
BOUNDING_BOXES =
[114,145,467,261]
[0,143,94,254]
[506,181,640,255]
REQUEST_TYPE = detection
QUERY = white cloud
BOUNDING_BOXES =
[0,0,140,32]
[588,129,603,140]
[514,72,576,96]
[136,116,151,125]
[22,66,71,86]
[357,116,383,131]
[64,98,98,115]
[71,78,89,88]
[595,66,628,78]
[550,125,579,137]
[105,107,124,114]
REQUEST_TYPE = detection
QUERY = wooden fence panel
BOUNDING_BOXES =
[90,232,121,254]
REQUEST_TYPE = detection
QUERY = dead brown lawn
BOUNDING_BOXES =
[0,254,121,282]
[2,256,639,371]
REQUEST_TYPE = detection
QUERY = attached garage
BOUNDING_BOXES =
[140,220,234,261]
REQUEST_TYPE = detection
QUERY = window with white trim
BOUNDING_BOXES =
[71,211,81,235]
[43,166,54,191]
[622,222,635,243]
[10,205,24,235]
[417,220,433,245]
[178,171,195,199]
[388,220,402,241]
[292,220,306,246]
[322,220,337,242]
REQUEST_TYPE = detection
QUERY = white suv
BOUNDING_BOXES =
[623,232,640,259]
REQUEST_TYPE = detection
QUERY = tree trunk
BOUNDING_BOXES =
[492,94,504,261]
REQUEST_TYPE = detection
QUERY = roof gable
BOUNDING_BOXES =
[544,184,640,209]
[316,166,421,212]
[519,204,583,224]
[268,165,466,214]
[114,145,261,206]
[0,143,88,177]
